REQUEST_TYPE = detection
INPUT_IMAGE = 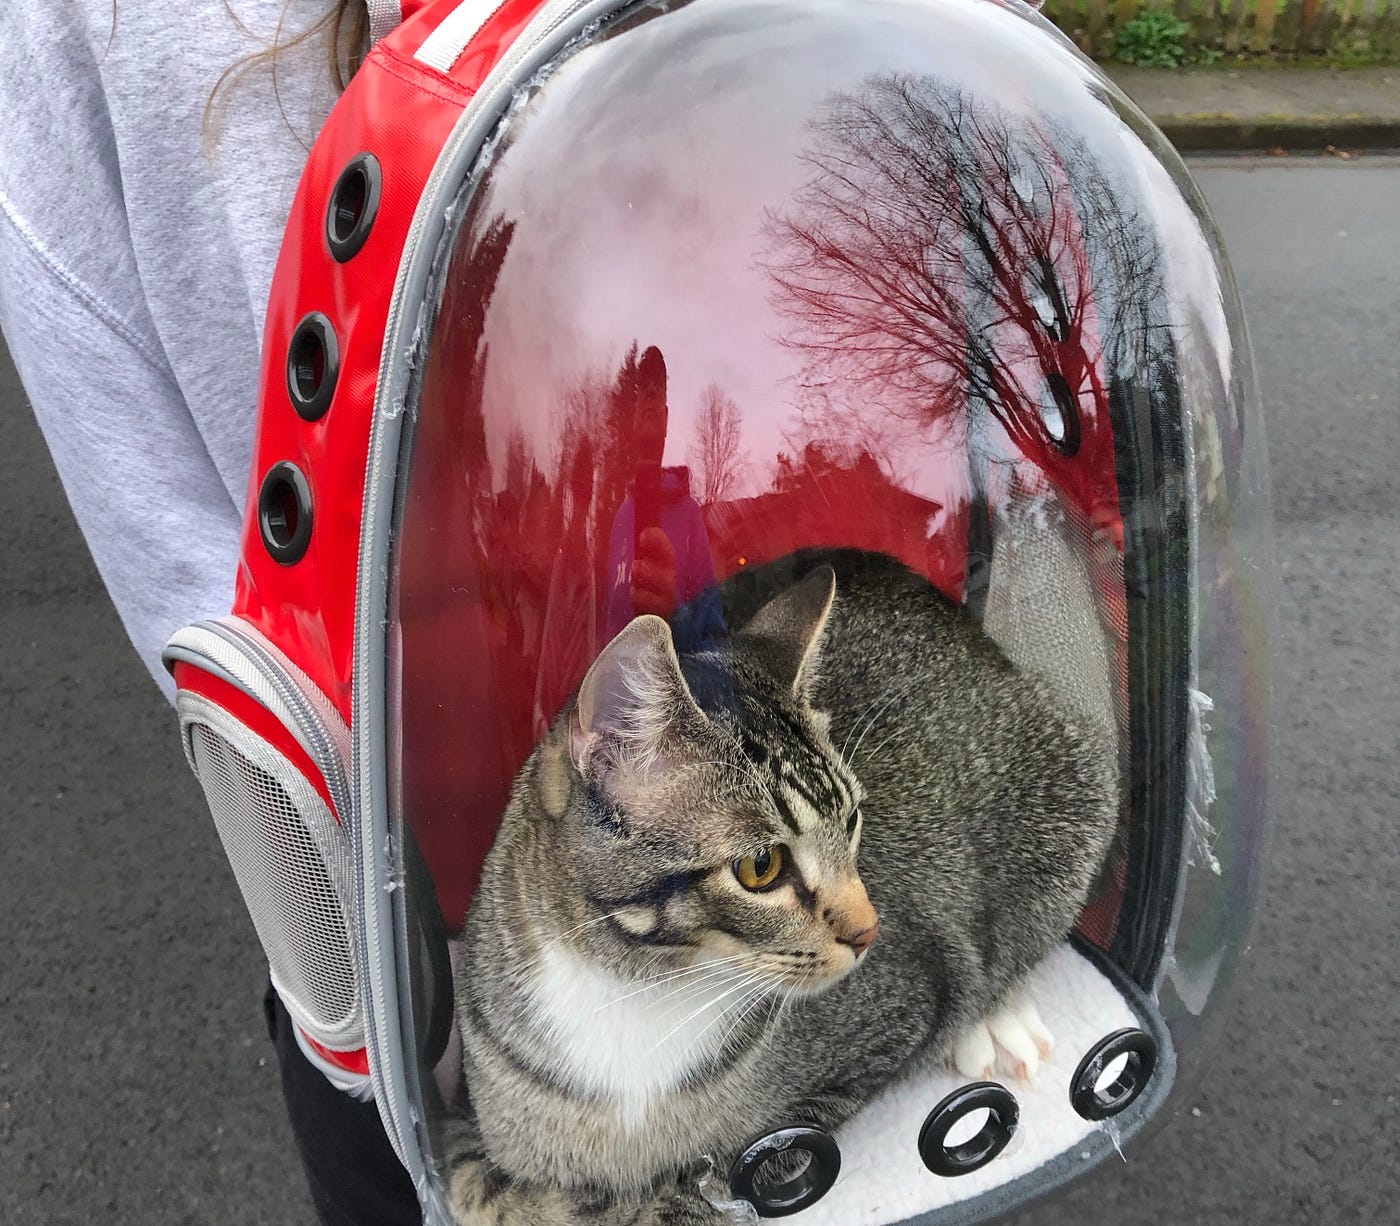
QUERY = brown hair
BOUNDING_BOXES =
[202,1,371,147]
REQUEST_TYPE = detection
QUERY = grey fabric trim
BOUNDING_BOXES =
[207,617,354,809]
[293,1023,376,1102]
[162,644,262,714]
[163,619,352,822]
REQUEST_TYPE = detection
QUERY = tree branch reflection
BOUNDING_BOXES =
[765,72,1171,489]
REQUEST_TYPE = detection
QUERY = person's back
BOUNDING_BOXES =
[0,4,425,1222]
[0,0,340,692]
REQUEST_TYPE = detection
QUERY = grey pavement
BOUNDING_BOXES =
[3,158,1398,1225]
[1107,64,1400,151]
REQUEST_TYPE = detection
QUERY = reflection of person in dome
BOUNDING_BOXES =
[604,346,726,649]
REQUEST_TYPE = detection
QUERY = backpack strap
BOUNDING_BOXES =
[367,0,436,44]
[367,0,401,43]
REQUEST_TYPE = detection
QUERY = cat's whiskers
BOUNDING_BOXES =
[639,954,753,993]
[594,954,754,1013]
[711,973,781,1055]
[861,722,907,771]
[673,972,775,1063]
[647,974,760,1033]
[648,971,766,1055]
[840,683,901,758]
[509,909,637,980]
[631,946,671,986]
[559,909,635,940]
[702,988,768,1062]
[642,960,769,1023]
[846,679,916,766]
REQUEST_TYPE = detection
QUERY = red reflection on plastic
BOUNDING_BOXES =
[394,64,1131,938]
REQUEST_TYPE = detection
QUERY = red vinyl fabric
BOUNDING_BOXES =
[232,0,553,722]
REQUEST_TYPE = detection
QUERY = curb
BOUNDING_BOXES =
[1152,115,1400,153]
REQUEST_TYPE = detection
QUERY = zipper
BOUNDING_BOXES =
[208,618,353,818]
[164,618,352,823]
[355,1,630,1202]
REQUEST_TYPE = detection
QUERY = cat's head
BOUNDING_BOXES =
[532,566,879,998]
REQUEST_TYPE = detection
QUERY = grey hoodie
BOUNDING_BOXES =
[0,1,340,697]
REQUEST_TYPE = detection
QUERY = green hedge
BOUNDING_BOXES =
[1041,0,1400,60]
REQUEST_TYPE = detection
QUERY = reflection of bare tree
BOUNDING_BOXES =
[687,383,748,505]
[765,73,1170,485]
[600,343,646,515]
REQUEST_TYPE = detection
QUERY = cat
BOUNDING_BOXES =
[447,548,1118,1225]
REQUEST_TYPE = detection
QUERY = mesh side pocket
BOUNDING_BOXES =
[983,470,1128,950]
[178,694,362,1050]
[983,473,1121,755]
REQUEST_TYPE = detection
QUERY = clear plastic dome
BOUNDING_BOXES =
[371,1,1272,1221]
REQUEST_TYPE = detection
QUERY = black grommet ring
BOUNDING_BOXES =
[1071,1028,1157,1122]
[258,462,313,565]
[326,153,381,262]
[918,1082,1019,1177]
[728,1126,841,1217]
[286,312,339,422]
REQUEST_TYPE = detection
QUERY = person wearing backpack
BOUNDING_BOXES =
[0,3,422,1222]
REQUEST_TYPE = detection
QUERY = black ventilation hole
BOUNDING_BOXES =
[258,462,313,565]
[919,1082,1019,1176]
[729,1126,841,1217]
[326,153,382,262]
[286,312,339,422]
[1071,1028,1157,1122]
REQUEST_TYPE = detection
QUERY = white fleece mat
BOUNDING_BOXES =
[782,942,1138,1226]
[435,942,1139,1225]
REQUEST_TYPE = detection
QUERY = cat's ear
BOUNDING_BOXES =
[572,615,703,776]
[743,565,837,698]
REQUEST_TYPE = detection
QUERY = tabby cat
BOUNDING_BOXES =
[448,549,1117,1225]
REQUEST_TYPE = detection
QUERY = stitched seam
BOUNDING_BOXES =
[0,185,168,373]
[374,43,477,105]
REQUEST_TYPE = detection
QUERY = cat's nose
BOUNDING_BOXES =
[826,880,879,955]
[840,919,880,956]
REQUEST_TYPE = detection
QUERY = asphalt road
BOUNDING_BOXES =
[3,157,1397,1226]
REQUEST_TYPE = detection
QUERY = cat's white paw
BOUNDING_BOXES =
[952,997,1054,1083]
[952,1021,998,1081]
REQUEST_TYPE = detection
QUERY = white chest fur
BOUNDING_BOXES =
[527,943,750,1130]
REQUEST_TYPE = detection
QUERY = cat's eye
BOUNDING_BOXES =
[846,809,861,837]
[734,845,786,890]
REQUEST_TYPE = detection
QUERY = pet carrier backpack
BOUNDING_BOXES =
[164,1,1272,1222]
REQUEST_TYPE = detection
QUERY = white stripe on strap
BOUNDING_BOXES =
[414,0,502,72]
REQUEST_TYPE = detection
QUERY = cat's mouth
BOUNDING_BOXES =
[763,945,871,997]
[679,930,875,1001]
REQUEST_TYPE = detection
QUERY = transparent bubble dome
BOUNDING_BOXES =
[374,1,1272,1221]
